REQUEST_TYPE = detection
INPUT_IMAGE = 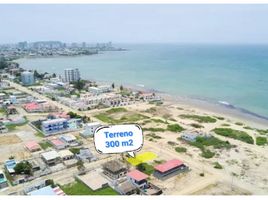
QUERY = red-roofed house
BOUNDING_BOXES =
[23,102,41,113]
[49,138,66,150]
[153,159,189,180]
[25,141,41,152]
[127,169,148,188]
[127,169,162,195]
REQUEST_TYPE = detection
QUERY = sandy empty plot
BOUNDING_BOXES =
[0,135,22,145]
[127,151,157,166]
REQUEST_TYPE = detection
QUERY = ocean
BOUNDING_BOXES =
[16,44,268,118]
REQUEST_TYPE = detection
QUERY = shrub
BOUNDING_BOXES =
[201,149,215,158]
[14,161,32,175]
[175,147,187,153]
[213,128,254,144]
[213,162,223,169]
[179,114,216,123]
[136,163,154,175]
[167,124,184,132]
[190,123,204,128]
[256,137,267,146]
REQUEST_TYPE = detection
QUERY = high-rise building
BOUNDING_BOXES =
[64,68,80,83]
[21,71,35,86]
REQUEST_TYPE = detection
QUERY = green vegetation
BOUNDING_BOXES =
[243,126,254,130]
[190,123,204,129]
[187,136,231,159]
[0,57,8,69]
[35,131,44,138]
[71,79,86,91]
[136,163,154,175]
[235,122,244,126]
[221,123,230,127]
[175,146,187,153]
[14,161,32,175]
[256,129,268,135]
[61,180,118,195]
[256,137,267,146]
[146,133,162,139]
[179,114,217,123]
[167,124,184,132]
[167,141,178,146]
[95,108,149,124]
[106,107,127,114]
[151,118,168,124]
[213,162,223,169]
[154,160,165,164]
[143,127,165,132]
[69,147,81,154]
[201,149,215,159]
[213,128,254,144]
[214,116,225,120]
[39,141,52,150]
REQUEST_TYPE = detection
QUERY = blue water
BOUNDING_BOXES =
[17,44,268,118]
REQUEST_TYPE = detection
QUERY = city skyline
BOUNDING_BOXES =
[1,4,268,44]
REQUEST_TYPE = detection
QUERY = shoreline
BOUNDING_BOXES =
[14,59,268,129]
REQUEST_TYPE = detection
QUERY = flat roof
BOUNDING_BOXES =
[41,150,60,161]
[25,141,41,151]
[50,139,65,146]
[58,149,74,158]
[78,170,108,191]
[154,159,184,173]
[127,169,148,181]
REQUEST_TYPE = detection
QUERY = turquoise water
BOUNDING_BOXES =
[17,44,268,118]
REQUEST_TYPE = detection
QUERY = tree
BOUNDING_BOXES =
[0,57,8,69]
[120,85,124,91]
[14,161,32,175]
[111,83,115,89]
[72,79,86,91]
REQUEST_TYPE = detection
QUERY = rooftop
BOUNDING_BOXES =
[154,159,184,173]
[58,149,74,158]
[127,169,148,181]
[103,160,127,173]
[41,150,60,161]
[50,139,65,146]
[25,141,41,151]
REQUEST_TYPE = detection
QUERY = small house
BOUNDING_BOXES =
[25,141,41,152]
[80,122,101,138]
[76,148,95,162]
[0,170,8,189]
[59,134,79,146]
[49,139,66,150]
[5,159,17,175]
[41,150,61,166]
[153,159,189,180]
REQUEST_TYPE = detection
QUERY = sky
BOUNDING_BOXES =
[1,4,268,44]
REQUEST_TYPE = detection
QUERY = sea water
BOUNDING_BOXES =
[17,44,268,118]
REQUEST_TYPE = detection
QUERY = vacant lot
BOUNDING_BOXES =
[0,135,22,145]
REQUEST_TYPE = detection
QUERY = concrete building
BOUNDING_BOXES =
[59,134,79,146]
[49,139,66,150]
[102,160,128,180]
[21,71,35,86]
[25,141,41,152]
[41,150,61,166]
[64,68,80,83]
[41,118,68,136]
[80,122,101,138]
[0,170,8,189]
[5,159,17,175]
[153,159,189,180]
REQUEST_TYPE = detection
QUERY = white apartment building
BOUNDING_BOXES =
[64,68,80,83]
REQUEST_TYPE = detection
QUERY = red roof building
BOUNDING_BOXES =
[25,141,41,152]
[127,169,148,182]
[49,139,66,150]
[154,159,189,180]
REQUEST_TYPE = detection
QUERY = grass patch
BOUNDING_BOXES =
[167,141,178,146]
[39,141,52,150]
[214,116,225,120]
[143,127,166,132]
[235,122,244,126]
[244,126,254,130]
[61,179,118,195]
[187,136,231,159]
[35,131,44,138]
[136,163,155,175]
[179,114,216,123]
[69,147,81,154]
[105,107,127,114]
[201,149,215,159]
[256,129,268,135]
[213,162,223,169]
[190,123,204,129]
[151,118,168,124]
[221,123,230,127]
[95,107,149,124]
[175,146,187,153]
[213,128,254,144]
[167,124,184,132]
[146,133,162,139]
[256,137,267,146]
